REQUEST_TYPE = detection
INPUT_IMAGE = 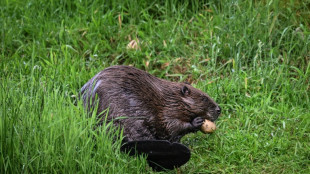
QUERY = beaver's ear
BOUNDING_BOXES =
[181,86,190,96]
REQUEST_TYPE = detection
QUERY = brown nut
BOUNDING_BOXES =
[200,119,216,134]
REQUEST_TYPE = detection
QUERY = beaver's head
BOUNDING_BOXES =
[180,84,221,122]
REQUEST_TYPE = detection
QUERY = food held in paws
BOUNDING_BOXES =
[201,119,216,134]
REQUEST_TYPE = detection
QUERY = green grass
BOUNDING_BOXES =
[1,0,309,173]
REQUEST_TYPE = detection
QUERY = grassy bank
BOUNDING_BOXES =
[1,0,309,173]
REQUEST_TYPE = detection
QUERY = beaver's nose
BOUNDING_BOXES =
[216,106,221,115]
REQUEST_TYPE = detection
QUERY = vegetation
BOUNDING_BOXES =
[1,0,309,173]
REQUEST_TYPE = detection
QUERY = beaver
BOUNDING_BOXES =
[80,65,221,142]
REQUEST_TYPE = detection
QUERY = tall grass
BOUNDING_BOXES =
[1,0,309,173]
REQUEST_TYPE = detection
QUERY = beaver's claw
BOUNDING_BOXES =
[191,117,204,130]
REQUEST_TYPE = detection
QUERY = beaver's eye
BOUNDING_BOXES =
[202,97,209,102]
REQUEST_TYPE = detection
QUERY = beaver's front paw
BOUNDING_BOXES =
[191,117,204,130]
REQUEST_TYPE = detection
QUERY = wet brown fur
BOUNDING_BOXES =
[80,65,221,142]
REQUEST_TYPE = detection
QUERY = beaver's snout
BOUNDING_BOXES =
[216,106,221,115]
[208,105,221,122]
